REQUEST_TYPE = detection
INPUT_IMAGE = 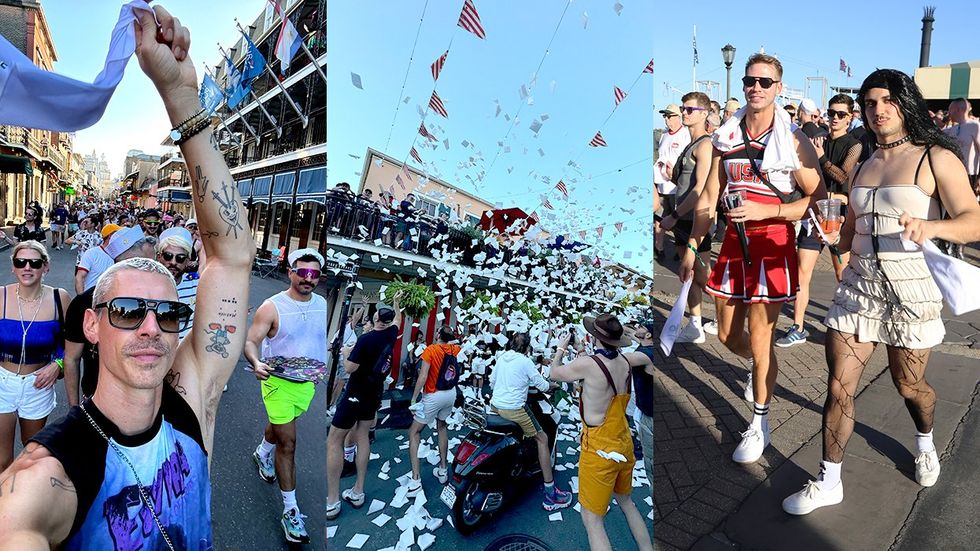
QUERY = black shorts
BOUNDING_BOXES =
[796,223,824,252]
[331,386,381,430]
[673,219,711,253]
[655,193,677,223]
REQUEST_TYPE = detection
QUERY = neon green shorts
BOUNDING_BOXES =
[261,377,316,424]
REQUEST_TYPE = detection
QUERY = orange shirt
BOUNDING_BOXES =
[420,343,461,394]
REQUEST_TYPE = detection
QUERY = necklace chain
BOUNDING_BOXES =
[14,285,43,375]
[79,403,176,551]
[876,135,911,149]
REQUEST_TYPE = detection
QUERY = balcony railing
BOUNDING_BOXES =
[42,146,66,171]
[0,126,44,158]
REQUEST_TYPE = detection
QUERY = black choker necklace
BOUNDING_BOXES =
[876,135,911,149]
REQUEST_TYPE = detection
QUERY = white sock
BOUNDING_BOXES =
[281,490,297,512]
[915,431,936,454]
[257,438,274,458]
[344,445,357,463]
[690,316,702,329]
[817,460,842,491]
[750,403,769,433]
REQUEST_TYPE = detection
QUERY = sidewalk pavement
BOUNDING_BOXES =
[652,241,980,551]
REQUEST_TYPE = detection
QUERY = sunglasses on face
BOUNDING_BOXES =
[143,219,160,225]
[680,106,707,115]
[93,297,191,334]
[13,258,44,269]
[292,268,321,280]
[742,76,780,89]
[160,251,188,263]
[826,109,850,120]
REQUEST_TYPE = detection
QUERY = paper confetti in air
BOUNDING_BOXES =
[351,72,363,89]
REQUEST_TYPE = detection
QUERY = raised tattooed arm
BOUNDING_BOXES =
[0,445,76,549]
[133,6,255,451]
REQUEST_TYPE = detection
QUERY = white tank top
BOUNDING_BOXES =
[261,291,328,362]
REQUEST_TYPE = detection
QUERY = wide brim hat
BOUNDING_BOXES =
[583,313,634,348]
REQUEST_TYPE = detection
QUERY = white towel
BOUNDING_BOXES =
[0,1,156,132]
[711,105,801,173]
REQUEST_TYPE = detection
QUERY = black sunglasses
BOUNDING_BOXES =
[742,76,780,89]
[160,251,188,263]
[826,109,850,120]
[93,297,192,334]
[13,258,44,269]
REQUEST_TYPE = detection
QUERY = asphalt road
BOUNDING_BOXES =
[2,244,325,550]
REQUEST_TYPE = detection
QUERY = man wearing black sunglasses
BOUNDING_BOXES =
[156,227,198,341]
[0,5,255,550]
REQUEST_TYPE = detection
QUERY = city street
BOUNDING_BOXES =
[1,244,325,550]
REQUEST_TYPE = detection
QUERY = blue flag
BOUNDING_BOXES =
[223,56,248,110]
[239,31,267,88]
[199,74,224,115]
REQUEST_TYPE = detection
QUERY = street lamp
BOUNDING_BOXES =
[722,44,736,102]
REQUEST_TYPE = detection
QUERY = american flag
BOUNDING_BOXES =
[529,211,540,223]
[614,86,627,106]
[556,179,568,198]
[614,222,624,232]
[693,28,699,64]
[457,0,486,40]
[643,59,654,74]
[395,174,406,189]
[593,255,601,268]
[410,147,423,164]
[847,66,853,78]
[429,91,448,118]
[419,123,437,141]
[595,226,604,238]
[839,58,847,72]
[431,50,448,81]
[542,197,554,210]
[589,131,607,147]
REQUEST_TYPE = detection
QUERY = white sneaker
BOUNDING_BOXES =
[782,480,844,515]
[732,426,769,464]
[675,322,706,344]
[915,450,940,487]
[743,372,754,403]
[433,466,448,484]
[406,477,422,497]
[702,321,718,335]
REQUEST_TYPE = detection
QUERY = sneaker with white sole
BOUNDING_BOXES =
[406,477,422,498]
[775,325,809,348]
[433,466,448,484]
[325,500,341,520]
[281,507,310,543]
[743,372,754,403]
[915,450,940,487]
[251,450,276,483]
[342,488,365,508]
[675,322,706,344]
[702,320,719,335]
[732,426,769,464]
[782,480,844,515]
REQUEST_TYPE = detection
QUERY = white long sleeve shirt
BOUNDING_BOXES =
[489,350,550,410]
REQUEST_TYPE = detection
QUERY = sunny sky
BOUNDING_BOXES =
[653,0,979,129]
[328,0,654,271]
[42,0,269,176]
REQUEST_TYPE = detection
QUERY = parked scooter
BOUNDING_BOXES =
[441,388,560,534]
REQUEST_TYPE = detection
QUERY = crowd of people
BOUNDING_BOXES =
[655,52,980,517]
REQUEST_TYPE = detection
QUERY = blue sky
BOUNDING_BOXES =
[328,0,654,271]
[42,0,268,175]
[654,0,979,130]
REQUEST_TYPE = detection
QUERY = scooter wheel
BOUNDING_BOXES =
[452,480,486,535]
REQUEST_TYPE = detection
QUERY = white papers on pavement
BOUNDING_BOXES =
[368,499,386,515]
[660,277,693,355]
[549,511,563,521]
[372,513,392,527]
[346,533,369,548]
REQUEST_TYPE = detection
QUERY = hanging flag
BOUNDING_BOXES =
[429,91,449,118]
[419,123,437,141]
[595,226,604,238]
[847,66,853,78]
[199,74,225,115]
[410,147,424,165]
[239,30,268,88]
[614,221,624,232]
[542,197,554,210]
[396,174,407,190]
[589,131,607,147]
[529,211,540,223]
[223,56,248,109]
[270,0,303,75]
[431,50,449,81]
[614,86,627,106]
[457,0,487,40]
[693,27,699,64]
[643,59,655,74]
[839,58,847,72]
[593,256,601,268]
[578,230,587,240]
[556,180,568,198]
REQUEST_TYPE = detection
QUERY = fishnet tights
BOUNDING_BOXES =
[822,330,936,463]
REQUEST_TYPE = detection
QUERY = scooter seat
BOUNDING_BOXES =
[485,414,519,431]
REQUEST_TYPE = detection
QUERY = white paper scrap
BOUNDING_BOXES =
[418,533,436,550]
[346,533,369,548]
[368,499,386,515]
[549,511,563,521]
[660,276,693,356]
[372,513,392,527]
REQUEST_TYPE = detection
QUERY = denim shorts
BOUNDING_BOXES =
[0,369,57,420]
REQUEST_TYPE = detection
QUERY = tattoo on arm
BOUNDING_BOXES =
[211,181,244,238]
[194,165,210,204]
[49,477,75,493]
[0,473,15,496]
[164,369,187,396]
[204,298,241,358]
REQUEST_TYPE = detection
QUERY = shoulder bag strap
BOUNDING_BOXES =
[740,119,795,204]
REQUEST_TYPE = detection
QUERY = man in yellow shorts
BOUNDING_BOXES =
[244,249,327,544]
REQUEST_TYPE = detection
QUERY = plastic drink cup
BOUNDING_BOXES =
[817,198,842,233]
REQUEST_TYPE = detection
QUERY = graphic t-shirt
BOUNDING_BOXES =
[346,325,399,399]
[31,385,212,550]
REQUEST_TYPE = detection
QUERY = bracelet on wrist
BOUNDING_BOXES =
[54,358,64,373]
[686,243,707,267]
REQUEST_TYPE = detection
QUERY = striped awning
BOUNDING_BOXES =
[914,61,980,100]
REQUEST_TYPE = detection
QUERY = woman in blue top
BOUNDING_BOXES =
[0,241,71,470]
